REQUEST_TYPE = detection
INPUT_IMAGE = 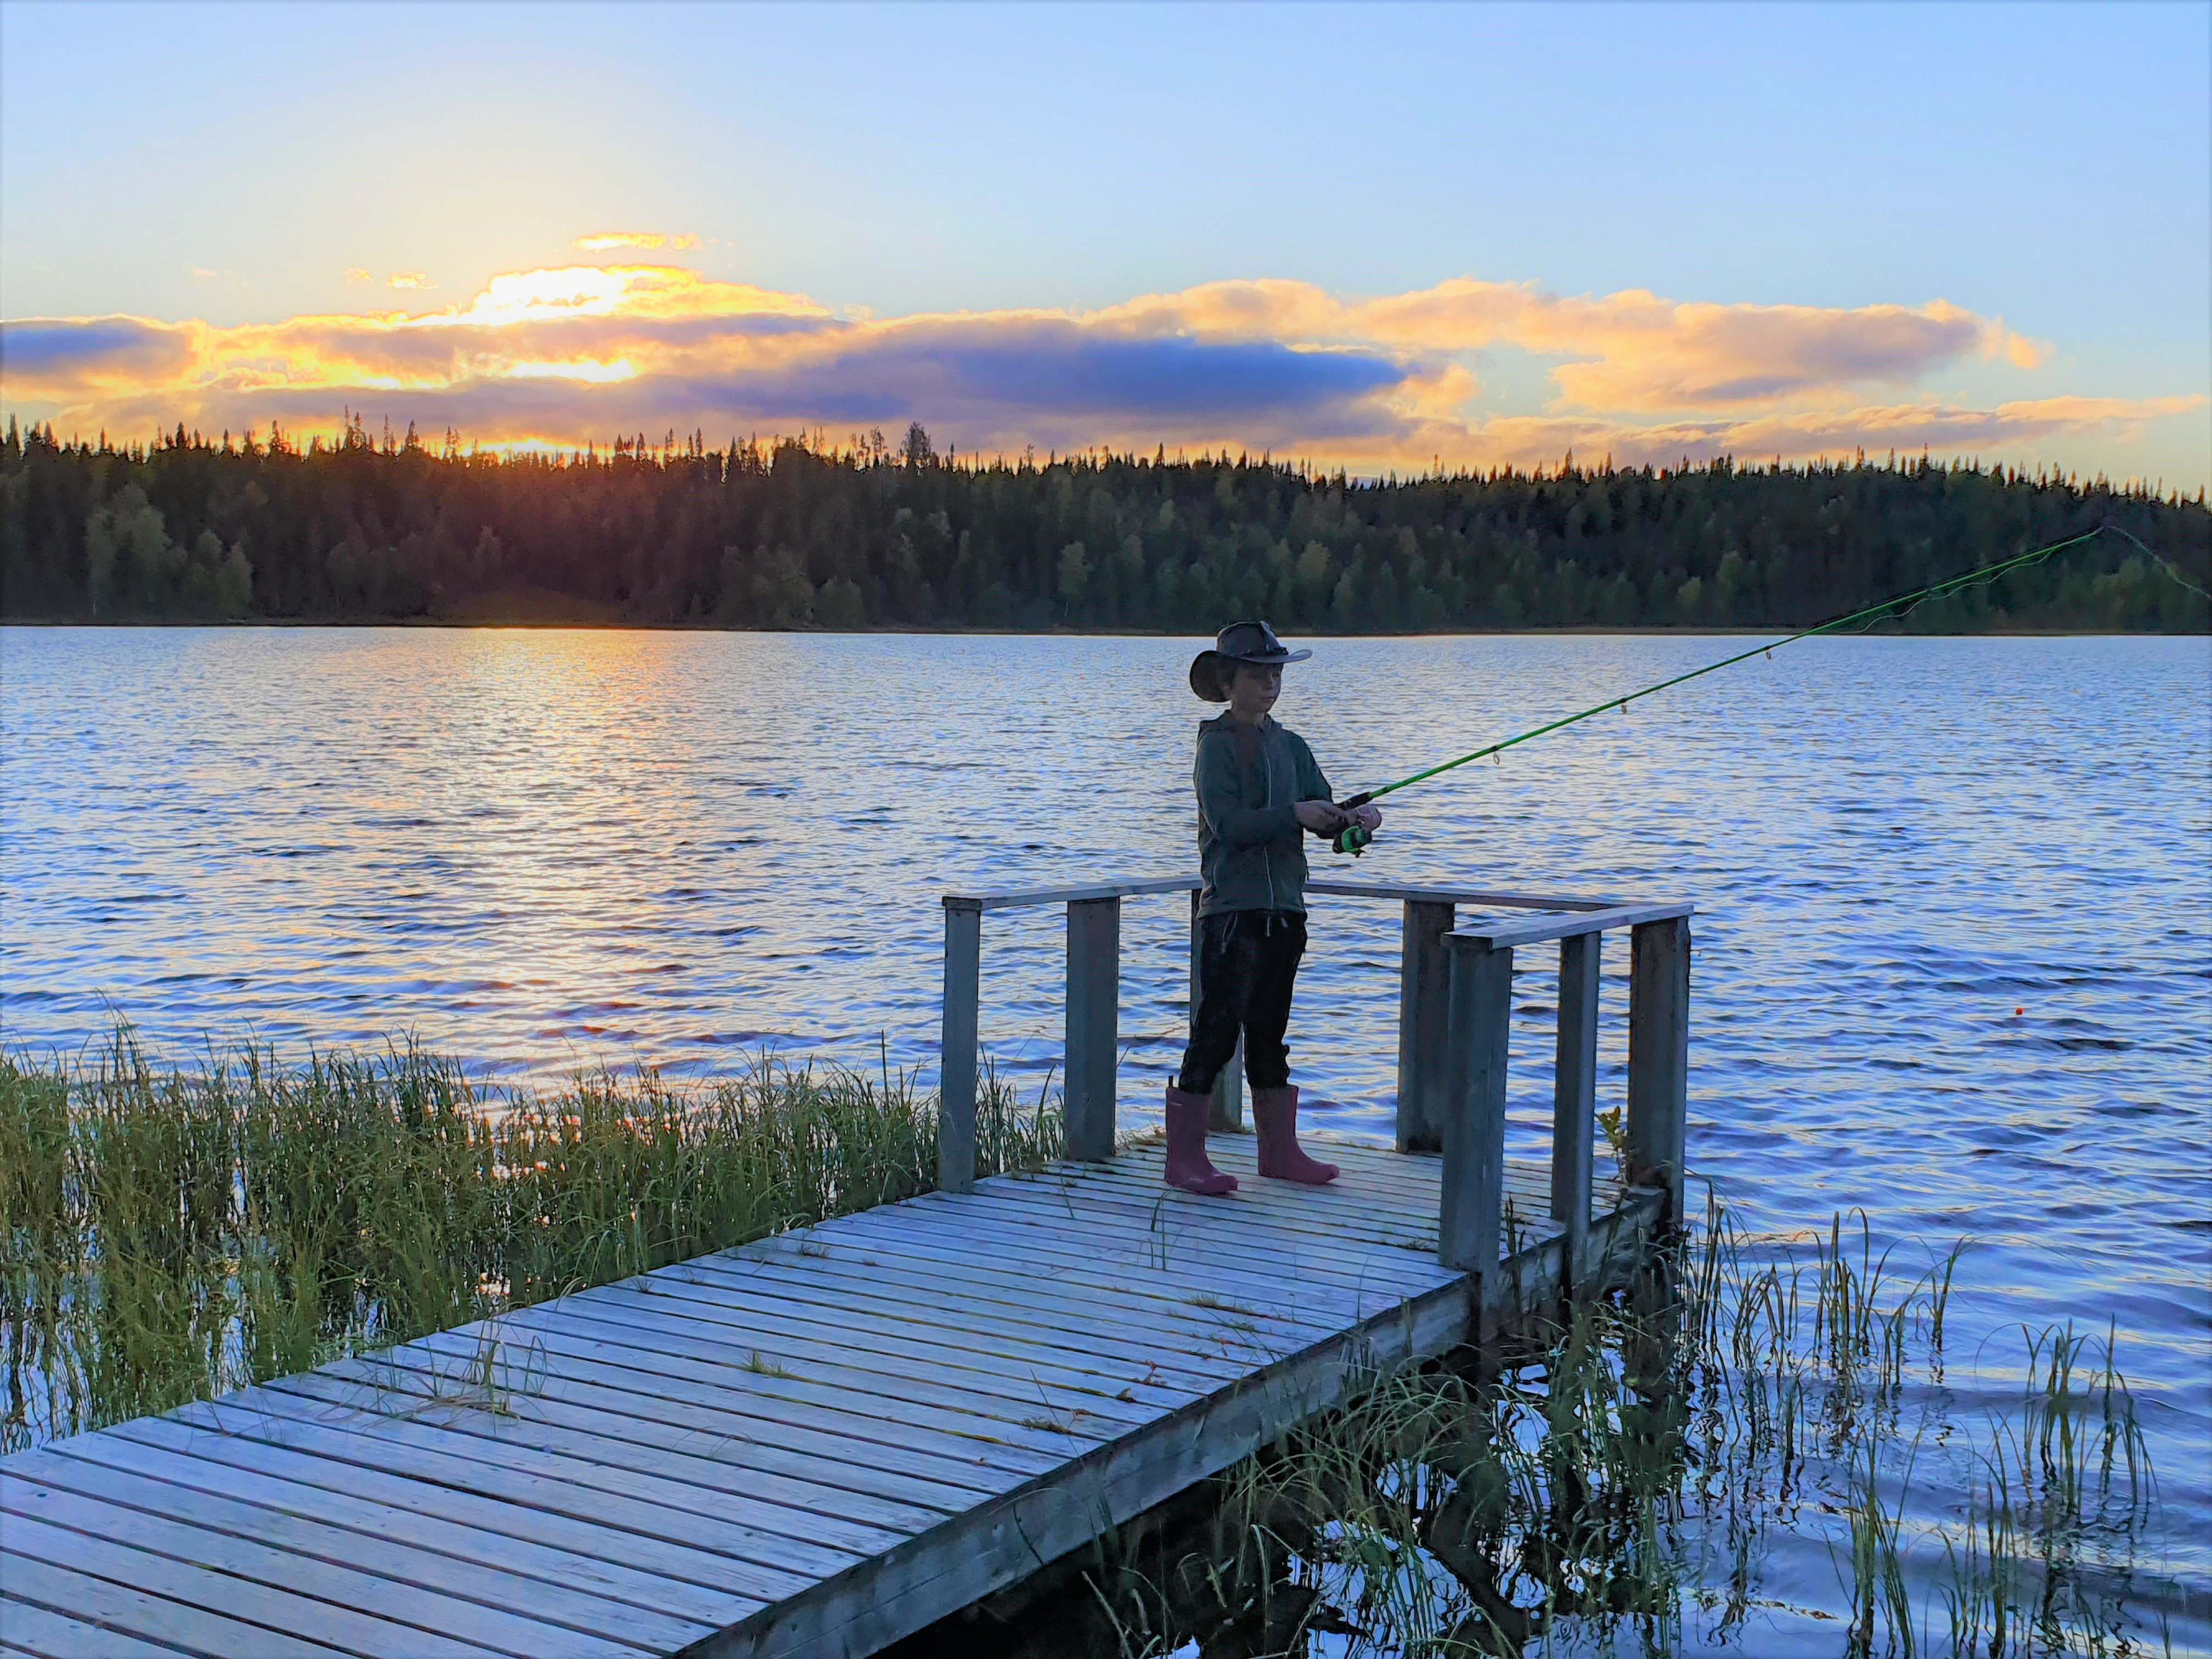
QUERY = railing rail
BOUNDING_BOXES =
[938,873,1691,1284]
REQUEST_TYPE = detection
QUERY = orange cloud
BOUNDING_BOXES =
[575,232,701,252]
[1,262,2196,481]
[1098,277,2053,412]
[387,273,433,291]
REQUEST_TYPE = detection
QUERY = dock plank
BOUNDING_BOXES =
[14,1446,711,1650]
[7,1138,1660,1659]
[0,1509,502,1658]
[46,1428,762,1630]
[0,1597,193,1659]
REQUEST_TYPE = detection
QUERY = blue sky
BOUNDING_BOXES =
[3,1,2206,484]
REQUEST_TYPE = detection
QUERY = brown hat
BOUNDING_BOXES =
[1189,619,1313,702]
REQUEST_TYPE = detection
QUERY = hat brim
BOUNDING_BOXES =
[1188,647,1312,702]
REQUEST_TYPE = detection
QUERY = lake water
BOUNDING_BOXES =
[3,625,2208,1641]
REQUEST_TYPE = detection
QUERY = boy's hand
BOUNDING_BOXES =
[1353,805,1383,831]
[1294,800,1350,834]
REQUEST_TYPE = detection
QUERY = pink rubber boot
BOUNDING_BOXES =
[1252,1085,1340,1184]
[1163,1084,1238,1196]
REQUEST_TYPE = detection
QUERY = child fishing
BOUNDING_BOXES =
[1164,622,1383,1197]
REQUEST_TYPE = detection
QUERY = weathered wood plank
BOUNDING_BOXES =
[253,1368,947,1546]
[1453,900,1692,952]
[1553,930,1601,1280]
[348,1339,1013,1514]
[128,1407,828,1600]
[683,1231,1337,1362]
[168,1391,874,1583]
[938,902,982,1193]
[0,1553,341,1659]
[496,1300,1164,1437]
[947,877,1195,911]
[954,1161,1466,1271]
[0,1597,192,1659]
[1307,881,1622,910]
[1395,898,1457,1152]
[1628,915,1692,1219]
[47,1428,763,1632]
[2,1463,675,1658]
[1064,896,1121,1160]
[1440,937,1513,1273]
[883,1194,1450,1316]
[0,1508,503,1659]
[658,1251,1264,1387]
[384,1320,1073,1476]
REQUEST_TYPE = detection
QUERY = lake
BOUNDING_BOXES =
[3,625,2208,1641]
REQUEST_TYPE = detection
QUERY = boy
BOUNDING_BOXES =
[1164,621,1383,1196]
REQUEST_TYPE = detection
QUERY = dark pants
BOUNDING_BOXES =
[1176,910,1307,1094]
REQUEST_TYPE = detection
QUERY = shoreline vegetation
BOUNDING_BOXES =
[3,1029,2185,1655]
[0,1029,1059,1452]
[4,417,2204,634]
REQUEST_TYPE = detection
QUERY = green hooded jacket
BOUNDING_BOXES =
[1193,713,1334,917]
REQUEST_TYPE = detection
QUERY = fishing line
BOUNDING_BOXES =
[1328,520,2193,856]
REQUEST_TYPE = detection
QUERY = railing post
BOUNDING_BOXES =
[939,899,982,1194]
[1627,916,1691,1222]
[1552,930,1600,1280]
[1439,933,1512,1273]
[1396,898,1456,1152]
[1066,896,1121,1161]
[1189,889,1243,1131]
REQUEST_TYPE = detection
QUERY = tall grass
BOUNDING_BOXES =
[1,1028,1058,1452]
[1048,1193,2175,1659]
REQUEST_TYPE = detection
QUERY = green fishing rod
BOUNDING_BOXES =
[1327,522,2129,857]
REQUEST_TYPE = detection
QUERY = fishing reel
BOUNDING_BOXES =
[1331,793,1376,857]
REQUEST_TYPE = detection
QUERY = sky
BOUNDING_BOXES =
[3,1,2207,487]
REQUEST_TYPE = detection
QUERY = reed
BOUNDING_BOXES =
[0,1027,1059,1451]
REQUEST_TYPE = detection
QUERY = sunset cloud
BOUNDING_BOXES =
[575,232,701,252]
[2,259,2197,479]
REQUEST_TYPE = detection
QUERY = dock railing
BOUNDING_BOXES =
[939,876,1690,1278]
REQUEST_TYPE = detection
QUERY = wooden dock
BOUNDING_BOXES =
[1,878,1690,1659]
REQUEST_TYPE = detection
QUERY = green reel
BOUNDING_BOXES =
[1330,793,1376,857]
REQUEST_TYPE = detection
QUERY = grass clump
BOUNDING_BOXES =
[1,1027,1057,1451]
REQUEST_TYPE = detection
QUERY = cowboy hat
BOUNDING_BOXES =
[1189,619,1313,702]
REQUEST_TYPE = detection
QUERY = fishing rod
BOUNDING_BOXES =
[1327,521,2160,857]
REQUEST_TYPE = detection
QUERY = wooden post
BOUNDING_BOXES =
[1627,916,1690,1221]
[1395,899,1456,1153]
[1551,930,1599,1280]
[1438,934,1511,1273]
[1065,896,1121,1162]
[1189,889,1242,1131]
[939,899,982,1194]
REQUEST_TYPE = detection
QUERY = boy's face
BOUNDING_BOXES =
[1227,662,1282,721]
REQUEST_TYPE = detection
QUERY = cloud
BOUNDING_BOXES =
[1096,278,2054,412]
[575,232,701,252]
[2,262,2197,478]
[343,268,373,283]
[387,273,433,291]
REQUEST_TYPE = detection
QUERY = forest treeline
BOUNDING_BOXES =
[2,417,2204,633]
